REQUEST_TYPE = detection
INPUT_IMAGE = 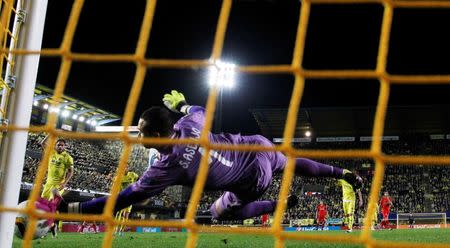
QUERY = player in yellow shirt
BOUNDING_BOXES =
[362,202,378,231]
[40,136,74,199]
[337,170,362,233]
[40,135,74,238]
[114,169,139,236]
[371,203,379,230]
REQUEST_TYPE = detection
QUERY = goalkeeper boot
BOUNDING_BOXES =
[343,169,363,190]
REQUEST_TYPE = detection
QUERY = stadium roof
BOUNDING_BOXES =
[250,105,450,139]
[33,84,120,126]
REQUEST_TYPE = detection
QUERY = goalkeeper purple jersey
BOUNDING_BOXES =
[133,106,287,199]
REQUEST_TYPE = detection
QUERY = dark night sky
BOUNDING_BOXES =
[36,0,450,135]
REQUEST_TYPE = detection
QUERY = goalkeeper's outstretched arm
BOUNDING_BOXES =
[163,90,188,113]
[163,90,204,116]
[58,162,182,214]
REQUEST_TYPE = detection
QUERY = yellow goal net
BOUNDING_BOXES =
[1,0,450,248]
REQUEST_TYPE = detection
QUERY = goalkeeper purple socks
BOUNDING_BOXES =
[294,158,343,178]
[230,201,276,219]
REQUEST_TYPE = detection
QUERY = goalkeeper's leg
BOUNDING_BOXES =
[273,155,363,190]
[210,192,298,220]
[256,137,363,189]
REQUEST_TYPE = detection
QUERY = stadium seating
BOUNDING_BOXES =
[22,133,449,218]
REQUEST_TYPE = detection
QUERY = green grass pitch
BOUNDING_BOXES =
[13,228,450,247]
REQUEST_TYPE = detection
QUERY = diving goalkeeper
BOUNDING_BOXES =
[57,90,362,220]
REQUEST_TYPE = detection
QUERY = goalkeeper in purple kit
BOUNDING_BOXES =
[58,90,362,220]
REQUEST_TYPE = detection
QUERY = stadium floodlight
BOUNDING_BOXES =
[78,116,85,122]
[208,60,236,89]
[86,120,91,125]
[90,120,97,126]
[61,110,70,118]
[43,103,49,110]
[305,131,311,137]
[95,126,139,132]
[72,114,78,120]
[50,107,60,113]
[33,101,38,106]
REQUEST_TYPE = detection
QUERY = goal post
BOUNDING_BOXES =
[0,0,49,247]
[396,212,447,229]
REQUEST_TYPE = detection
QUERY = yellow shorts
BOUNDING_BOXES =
[343,200,355,216]
[41,183,65,200]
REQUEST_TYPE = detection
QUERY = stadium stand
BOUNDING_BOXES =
[23,133,149,193]
[21,133,449,223]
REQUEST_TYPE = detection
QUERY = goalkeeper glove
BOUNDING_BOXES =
[163,90,187,113]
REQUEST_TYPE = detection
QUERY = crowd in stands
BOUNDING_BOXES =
[21,133,449,220]
[23,133,149,193]
[22,156,39,184]
[428,166,450,213]
[207,137,449,222]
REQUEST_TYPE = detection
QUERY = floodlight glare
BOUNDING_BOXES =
[91,120,97,126]
[208,61,236,89]
[43,104,49,110]
[50,107,60,113]
[86,120,91,125]
[72,114,78,120]
[78,116,85,122]
[61,110,70,118]
[33,101,38,106]
[305,131,311,137]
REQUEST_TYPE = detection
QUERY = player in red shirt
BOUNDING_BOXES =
[316,200,328,230]
[380,191,393,229]
[261,214,270,227]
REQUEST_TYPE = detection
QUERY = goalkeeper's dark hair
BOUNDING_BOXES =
[140,106,173,137]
